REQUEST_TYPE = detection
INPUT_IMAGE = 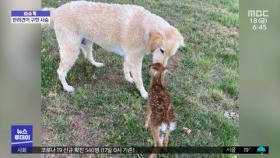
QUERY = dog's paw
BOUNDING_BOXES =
[125,77,134,83]
[94,62,104,67]
[64,85,75,92]
[141,90,148,99]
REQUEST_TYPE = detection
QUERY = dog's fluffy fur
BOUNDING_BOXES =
[48,1,184,98]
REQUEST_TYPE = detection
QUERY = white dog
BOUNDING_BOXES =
[46,1,184,99]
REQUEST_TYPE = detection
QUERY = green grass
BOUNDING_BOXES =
[41,0,239,157]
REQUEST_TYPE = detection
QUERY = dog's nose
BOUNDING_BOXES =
[153,59,164,64]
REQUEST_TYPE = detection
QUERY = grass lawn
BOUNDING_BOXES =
[41,0,239,157]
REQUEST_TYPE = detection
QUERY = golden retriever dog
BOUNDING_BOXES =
[47,1,184,99]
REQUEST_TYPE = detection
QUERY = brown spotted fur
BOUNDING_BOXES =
[145,63,176,158]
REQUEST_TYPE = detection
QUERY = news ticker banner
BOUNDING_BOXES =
[11,10,50,24]
[11,146,269,154]
[11,125,268,154]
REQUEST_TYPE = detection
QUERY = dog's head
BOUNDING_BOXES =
[148,27,184,66]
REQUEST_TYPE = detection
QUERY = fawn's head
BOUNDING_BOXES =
[149,63,176,84]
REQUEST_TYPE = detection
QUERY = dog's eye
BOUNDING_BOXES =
[160,48,165,54]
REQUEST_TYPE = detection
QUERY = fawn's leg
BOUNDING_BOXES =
[148,153,156,158]
[163,130,170,147]
[151,126,160,147]
[145,106,152,128]
[149,126,160,158]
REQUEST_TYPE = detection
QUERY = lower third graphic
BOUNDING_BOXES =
[11,125,33,153]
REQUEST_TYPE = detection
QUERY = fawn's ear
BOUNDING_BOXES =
[153,71,160,77]
[149,64,160,77]
[148,31,163,53]
[164,65,176,74]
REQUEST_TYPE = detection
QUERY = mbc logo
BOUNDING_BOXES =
[248,10,269,17]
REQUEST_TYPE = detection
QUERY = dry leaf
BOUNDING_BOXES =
[48,92,57,97]
[183,127,191,135]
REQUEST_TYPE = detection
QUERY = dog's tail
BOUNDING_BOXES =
[41,7,55,29]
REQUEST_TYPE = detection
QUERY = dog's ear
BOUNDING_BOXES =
[148,31,163,53]
[166,27,185,48]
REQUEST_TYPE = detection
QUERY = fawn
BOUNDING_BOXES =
[145,63,176,157]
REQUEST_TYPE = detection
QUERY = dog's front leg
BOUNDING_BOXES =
[130,57,148,99]
[123,58,134,83]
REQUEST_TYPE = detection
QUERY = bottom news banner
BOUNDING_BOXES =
[12,146,269,154]
[2,0,280,158]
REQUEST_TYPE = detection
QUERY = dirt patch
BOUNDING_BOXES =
[209,66,223,83]
[227,27,239,37]
[41,127,56,145]
[68,114,89,146]
[89,73,125,88]
[224,110,239,122]
[106,74,125,83]
[204,23,239,37]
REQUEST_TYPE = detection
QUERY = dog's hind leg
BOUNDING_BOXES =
[55,27,80,92]
[81,39,104,67]
[57,47,79,92]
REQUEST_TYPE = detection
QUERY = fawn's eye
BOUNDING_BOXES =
[160,48,165,54]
